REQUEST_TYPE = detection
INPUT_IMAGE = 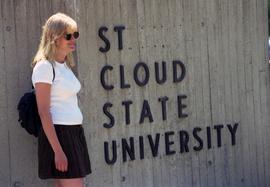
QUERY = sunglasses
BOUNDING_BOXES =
[64,31,79,40]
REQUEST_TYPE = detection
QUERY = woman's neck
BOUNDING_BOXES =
[54,52,66,63]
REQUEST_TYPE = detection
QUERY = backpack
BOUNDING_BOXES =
[17,63,55,137]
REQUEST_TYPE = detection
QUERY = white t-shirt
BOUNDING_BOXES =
[32,60,83,125]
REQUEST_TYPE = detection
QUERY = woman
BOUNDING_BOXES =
[31,13,91,187]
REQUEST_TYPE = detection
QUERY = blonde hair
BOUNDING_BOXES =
[32,13,78,68]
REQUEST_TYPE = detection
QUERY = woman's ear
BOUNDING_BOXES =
[52,34,60,46]
[54,39,58,47]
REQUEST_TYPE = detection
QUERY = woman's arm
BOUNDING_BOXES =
[35,83,68,172]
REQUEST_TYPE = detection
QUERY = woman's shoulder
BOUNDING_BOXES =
[33,60,54,74]
[34,59,52,68]
[32,59,54,83]
[34,60,52,69]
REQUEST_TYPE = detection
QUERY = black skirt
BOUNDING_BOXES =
[38,124,92,179]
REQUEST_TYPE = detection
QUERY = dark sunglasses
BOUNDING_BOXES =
[64,31,79,40]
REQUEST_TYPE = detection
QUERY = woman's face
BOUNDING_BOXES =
[55,27,78,55]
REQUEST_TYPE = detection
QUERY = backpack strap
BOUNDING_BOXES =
[51,62,55,82]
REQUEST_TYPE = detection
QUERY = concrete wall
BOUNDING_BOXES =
[0,0,269,186]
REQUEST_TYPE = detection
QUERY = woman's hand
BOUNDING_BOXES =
[55,150,68,172]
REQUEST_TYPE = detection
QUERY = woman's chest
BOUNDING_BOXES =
[52,67,81,96]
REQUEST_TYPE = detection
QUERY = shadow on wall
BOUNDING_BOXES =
[269,37,270,64]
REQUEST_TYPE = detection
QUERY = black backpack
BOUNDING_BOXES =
[17,63,55,137]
